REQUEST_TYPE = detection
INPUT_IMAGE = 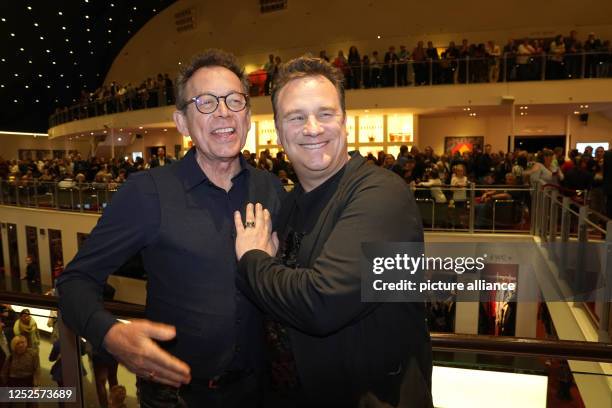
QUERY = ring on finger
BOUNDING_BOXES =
[245,221,256,228]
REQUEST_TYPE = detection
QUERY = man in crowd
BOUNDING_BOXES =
[149,147,173,168]
[58,49,284,407]
[234,57,432,407]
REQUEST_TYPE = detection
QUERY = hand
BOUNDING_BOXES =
[103,320,191,387]
[234,202,279,261]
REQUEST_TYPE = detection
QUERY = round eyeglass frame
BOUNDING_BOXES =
[181,92,249,114]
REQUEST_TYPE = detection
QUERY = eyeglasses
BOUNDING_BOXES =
[181,92,248,114]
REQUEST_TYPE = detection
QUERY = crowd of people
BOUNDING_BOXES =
[50,73,175,127]
[260,31,611,93]
[51,31,612,127]
[1,143,608,216]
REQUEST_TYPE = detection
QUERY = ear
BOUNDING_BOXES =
[173,110,189,136]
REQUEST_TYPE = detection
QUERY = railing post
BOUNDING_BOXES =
[574,206,589,304]
[581,52,586,79]
[549,190,559,242]
[530,185,538,235]
[78,187,83,213]
[58,314,86,407]
[597,221,612,342]
[429,59,433,86]
[469,182,475,233]
[541,54,547,80]
[15,185,20,207]
[54,183,59,210]
[560,197,571,242]
[466,56,470,84]
[33,181,38,208]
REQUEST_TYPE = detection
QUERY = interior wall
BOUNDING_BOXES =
[0,136,90,161]
[105,0,612,84]
[419,112,612,154]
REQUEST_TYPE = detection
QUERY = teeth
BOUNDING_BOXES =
[302,142,326,150]
[212,127,235,134]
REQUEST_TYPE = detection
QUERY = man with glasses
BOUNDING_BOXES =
[234,57,432,407]
[58,49,283,407]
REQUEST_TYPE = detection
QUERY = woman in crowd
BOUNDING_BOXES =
[13,310,40,355]
[1,335,40,389]
[418,168,447,203]
[347,46,361,89]
[524,148,564,188]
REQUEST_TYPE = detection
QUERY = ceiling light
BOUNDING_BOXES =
[38,74,42,77]
[90,132,94,135]
[133,6,137,10]
[110,3,114,6]
[107,29,111,33]
[138,126,143,129]
[45,49,50,53]
[87,40,91,43]
[0,85,4,88]
[10,33,15,37]
[118,137,122,141]
[1,18,5,22]
[47,85,50,88]
[1,58,4,62]
[86,28,90,32]
[35,99,39,102]
[69,50,73,54]
[28,60,32,64]
[24,85,28,88]
[585,105,589,108]
[108,17,112,21]
[39,36,44,40]
[27,6,32,10]
[573,111,580,114]
[163,129,168,132]
[33,22,38,27]
[61,26,66,30]
[60,74,64,78]
[13,73,18,77]
[377,35,381,39]
[85,15,89,19]
[52,61,56,64]
[19,47,24,51]
[13,99,18,103]
[65,38,69,42]
[58,11,63,16]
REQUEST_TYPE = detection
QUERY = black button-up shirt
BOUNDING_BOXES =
[58,148,283,379]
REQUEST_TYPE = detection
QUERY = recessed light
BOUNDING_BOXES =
[27,6,32,10]
[0,58,4,62]
[10,33,15,37]
[13,73,18,77]
[24,85,28,88]
[33,23,38,27]
[107,29,111,33]
[38,74,42,77]
[58,11,63,16]
[35,99,39,102]
[163,129,168,132]
[28,60,32,64]
[86,28,90,32]
[85,15,89,19]
[574,111,580,114]
[61,26,66,30]
[39,36,44,40]
[377,35,381,39]
[108,17,112,21]
[19,47,24,51]
[133,6,137,10]
[138,126,143,129]
[1,18,5,22]
[52,61,56,64]
[47,85,50,88]
[65,38,69,42]
[13,99,18,103]
[90,132,94,135]
[118,137,122,141]
[46,49,50,53]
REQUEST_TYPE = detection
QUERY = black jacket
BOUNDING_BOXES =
[238,153,432,407]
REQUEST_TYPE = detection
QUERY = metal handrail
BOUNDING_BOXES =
[48,50,612,127]
[3,290,611,363]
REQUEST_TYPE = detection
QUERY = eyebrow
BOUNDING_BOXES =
[282,106,338,118]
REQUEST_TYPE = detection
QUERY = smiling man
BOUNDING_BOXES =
[234,57,432,407]
[58,49,283,407]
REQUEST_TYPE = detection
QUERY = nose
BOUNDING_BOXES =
[303,114,323,137]
[214,97,230,117]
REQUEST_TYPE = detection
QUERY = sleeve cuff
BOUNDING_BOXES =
[83,310,119,351]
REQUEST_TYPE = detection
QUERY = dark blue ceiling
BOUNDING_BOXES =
[0,0,177,133]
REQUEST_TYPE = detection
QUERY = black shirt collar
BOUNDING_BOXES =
[178,147,249,191]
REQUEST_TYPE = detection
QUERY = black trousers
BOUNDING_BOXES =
[138,373,262,408]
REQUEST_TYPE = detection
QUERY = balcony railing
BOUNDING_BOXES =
[48,50,612,128]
